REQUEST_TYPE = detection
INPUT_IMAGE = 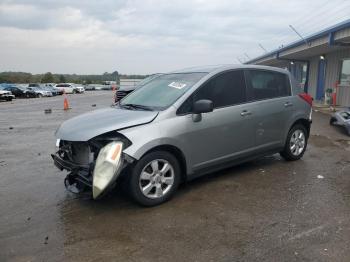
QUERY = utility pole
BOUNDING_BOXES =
[289,25,309,46]
[258,43,268,53]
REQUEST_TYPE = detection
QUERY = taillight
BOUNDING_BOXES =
[299,93,313,106]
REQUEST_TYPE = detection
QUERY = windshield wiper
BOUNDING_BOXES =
[120,103,154,111]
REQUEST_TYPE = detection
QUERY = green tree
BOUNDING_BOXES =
[41,72,54,83]
[59,75,66,83]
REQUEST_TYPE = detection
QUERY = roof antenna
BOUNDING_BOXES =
[258,43,268,53]
[289,25,310,46]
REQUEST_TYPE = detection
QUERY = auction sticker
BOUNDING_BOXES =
[168,82,187,89]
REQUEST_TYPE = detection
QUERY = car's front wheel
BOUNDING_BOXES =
[128,151,181,206]
[280,124,308,161]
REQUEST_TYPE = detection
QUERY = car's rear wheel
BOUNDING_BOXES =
[128,151,180,206]
[280,124,308,161]
[37,93,43,98]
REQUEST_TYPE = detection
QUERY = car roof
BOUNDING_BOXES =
[170,64,289,75]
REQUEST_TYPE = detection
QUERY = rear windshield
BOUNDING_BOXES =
[120,73,207,110]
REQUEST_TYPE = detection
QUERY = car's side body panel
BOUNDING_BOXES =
[120,66,311,178]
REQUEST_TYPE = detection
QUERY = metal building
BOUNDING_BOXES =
[246,19,350,106]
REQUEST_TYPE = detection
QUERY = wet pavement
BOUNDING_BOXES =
[1,92,350,262]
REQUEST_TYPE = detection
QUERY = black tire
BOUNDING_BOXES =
[280,124,308,161]
[128,151,181,206]
[73,89,77,94]
[330,117,336,125]
[37,93,43,98]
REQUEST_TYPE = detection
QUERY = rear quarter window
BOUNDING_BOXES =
[245,70,291,101]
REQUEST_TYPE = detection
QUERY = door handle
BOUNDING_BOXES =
[240,110,252,116]
[284,102,293,107]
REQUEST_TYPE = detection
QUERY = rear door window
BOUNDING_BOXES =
[245,70,291,101]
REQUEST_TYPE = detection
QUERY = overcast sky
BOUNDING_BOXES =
[0,0,349,74]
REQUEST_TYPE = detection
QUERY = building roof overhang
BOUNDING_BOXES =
[246,19,350,65]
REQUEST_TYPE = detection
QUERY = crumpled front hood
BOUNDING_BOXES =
[56,107,158,141]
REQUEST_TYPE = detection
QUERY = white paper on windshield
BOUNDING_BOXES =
[168,82,187,89]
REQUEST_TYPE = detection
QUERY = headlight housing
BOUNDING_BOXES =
[56,139,61,148]
[93,141,123,199]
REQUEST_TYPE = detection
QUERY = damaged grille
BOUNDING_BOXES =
[54,141,96,192]
[59,141,94,165]
[53,136,133,197]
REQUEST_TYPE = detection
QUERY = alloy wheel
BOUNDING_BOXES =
[139,159,175,199]
[289,129,305,156]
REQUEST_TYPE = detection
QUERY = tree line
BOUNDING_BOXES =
[0,71,147,84]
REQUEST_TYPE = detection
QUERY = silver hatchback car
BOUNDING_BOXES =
[52,65,313,206]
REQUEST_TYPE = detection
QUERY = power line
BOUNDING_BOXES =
[267,0,343,39]
[265,1,350,42]
[244,1,350,59]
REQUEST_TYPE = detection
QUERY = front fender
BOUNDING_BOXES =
[119,120,192,173]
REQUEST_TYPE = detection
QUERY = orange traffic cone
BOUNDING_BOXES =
[63,91,70,110]
[112,84,116,104]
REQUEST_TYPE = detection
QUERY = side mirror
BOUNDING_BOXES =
[193,99,213,114]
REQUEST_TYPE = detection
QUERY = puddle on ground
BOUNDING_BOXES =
[309,134,350,150]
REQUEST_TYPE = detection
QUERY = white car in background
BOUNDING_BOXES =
[72,84,85,94]
[55,83,85,94]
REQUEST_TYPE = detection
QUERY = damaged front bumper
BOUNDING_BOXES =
[52,139,134,199]
[51,153,92,194]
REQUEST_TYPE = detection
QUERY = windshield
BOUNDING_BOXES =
[120,72,207,110]
[137,74,161,87]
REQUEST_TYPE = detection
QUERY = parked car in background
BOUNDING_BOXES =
[55,83,84,94]
[55,83,74,94]
[43,86,62,96]
[27,85,53,97]
[72,84,85,93]
[115,74,162,102]
[85,84,96,91]
[330,109,350,136]
[0,89,15,101]
[53,65,313,206]
[28,83,42,88]
[21,87,37,98]
[43,83,56,88]
[3,85,35,98]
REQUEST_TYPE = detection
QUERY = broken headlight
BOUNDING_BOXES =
[92,141,123,199]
